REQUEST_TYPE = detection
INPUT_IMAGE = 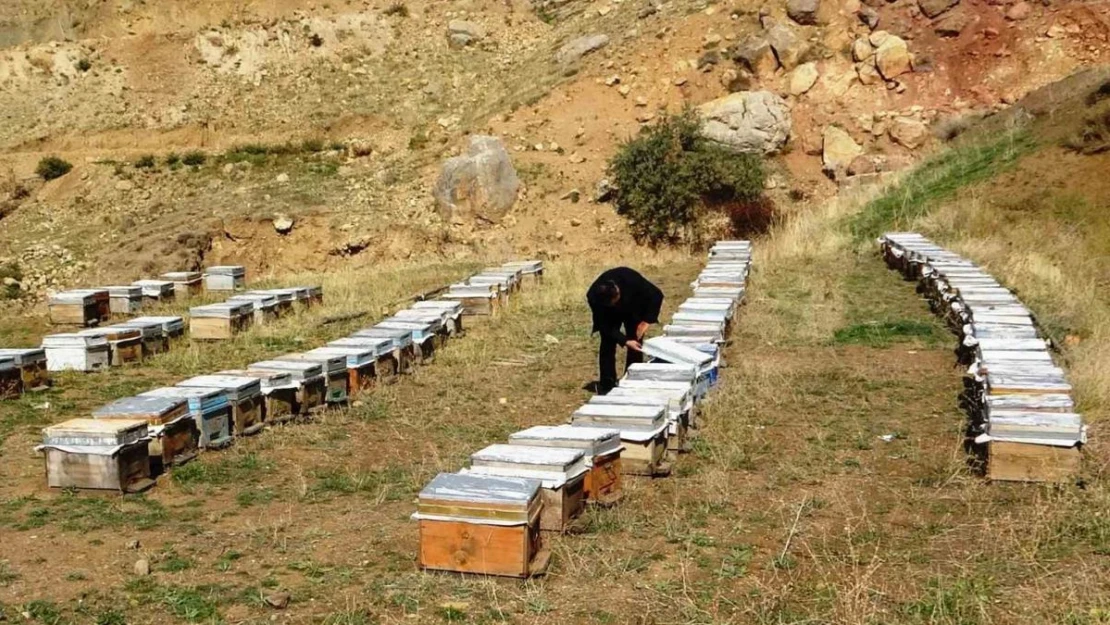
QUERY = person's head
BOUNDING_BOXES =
[589,280,621,308]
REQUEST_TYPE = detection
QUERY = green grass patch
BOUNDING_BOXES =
[171,453,273,488]
[833,320,946,347]
[849,131,1036,242]
[900,576,994,624]
[2,492,167,532]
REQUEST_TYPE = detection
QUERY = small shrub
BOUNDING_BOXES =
[182,151,207,167]
[724,195,776,238]
[134,154,156,169]
[301,138,325,153]
[165,153,181,168]
[407,131,429,151]
[383,2,408,17]
[35,156,73,181]
[0,262,23,299]
[607,109,766,245]
[77,59,92,72]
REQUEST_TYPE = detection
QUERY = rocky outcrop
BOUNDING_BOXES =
[728,34,779,78]
[434,136,520,224]
[822,126,863,177]
[555,34,609,66]
[698,91,792,154]
[447,20,485,49]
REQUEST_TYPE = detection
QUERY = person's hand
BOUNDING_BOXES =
[636,321,650,340]
[625,340,643,352]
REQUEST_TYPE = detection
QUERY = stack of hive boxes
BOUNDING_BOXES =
[414,246,750,578]
[879,232,1084,483]
[34,260,543,493]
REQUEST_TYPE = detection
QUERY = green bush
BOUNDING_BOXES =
[134,154,156,169]
[182,151,207,167]
[35,156,73,181]
[607,110,766,245]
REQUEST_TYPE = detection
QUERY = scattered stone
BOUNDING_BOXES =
[858,6,880,29]
[1006,1,1031,20]
[698,91,792,154]
[273,214,294,234]
[555,34,610,65]
[3,277,19,287]
[555,231,565,240]
[933,12,970,37]
[605,75,621,86]
[634,96,649,107]
[637,111,656,123]
[264,592,291,610]
[275,173,290,183]
[874,35,911,80]
[704,33,723,48]
[764,20,810,71]
[674,77,688,86]
[133,559,150,576]
[617,85,631,96]
[720,68,753,93]
[595,178,616,202]
[697,50,720,70]
[847,154,877,176]
[115,180,134,191]
[447,20,485,49]
[789,62,819,95]
[918,0,959,18]
[561,189,581,203]
[852,37,874,62]
[433,135,520,224]
[869,30,891,47]
[822,125,863,177]
[570,218,582,226]
[911,54,934,73]
[728,34,779,77]
[787,0,821,25]
[638,4,658,18]
[889,117,930,149]
[544,334,561,345]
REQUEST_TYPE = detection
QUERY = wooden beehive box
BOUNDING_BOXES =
[161,272,204,298]
[571,404,669,477]
[411,301,465,337]
[350,329,415,375]
[590,392,687,456]
[205,266,246,292]
[219,369,298,425]
[0,348,50,393]
[42,334,111,372]
[375,319,439,364]
[442,284,499,316]
[110,321,169,358]
[509,425,623,506]
[414,473,548,578]
[104,286,144,316]
[275,353,348,405]
[39,418,153,492]
[228,294,279,325]
[394,309,453,346]
[642,338,718,398]
[291,285,324,306]
[247,360,327,415]
[189,302,254,340]
[48,290,107,327]
[302,347,377,394]
[177,375,264,436]
[93,395,199,471]
[467,444,588,533]
[248,289,296,317]
[327,337,398,384]
[130,316,186,339]
[0,356,19,399]
[500,260,543,288]
[78,327,144,366]
[138,387,233,449]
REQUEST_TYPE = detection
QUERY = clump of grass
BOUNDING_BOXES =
[849,130,1035,242]
[172,453,272,488]
[134,154,156,169]
[833,320,946,347]
[76,59,92,72]
[1063,99,1110,155]
[182,151,207,167]
[165,153,181,168]
[383,2,408,17]
[35,156,73,181]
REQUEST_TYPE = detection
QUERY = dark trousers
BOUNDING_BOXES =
[599,320,643,394]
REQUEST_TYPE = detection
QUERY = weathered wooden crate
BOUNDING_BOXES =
[303,347,377,394]
[468,444,588,532]
[228,294,280,325]
[571,404,670,477]
[104,286,144,316]
[500,261,543,288]
[138,387,233,449]
[93,395,199,471]
[42,333,111,372]
[0,348,50,392]
[292,285,324,306]
[276,353,348,405]
[48,290,108,327]
[0,357,19,399]
[205,266,246,292]
[110,321,169,358]
[248,289,296,317]
[442,284,500,317]
[508,425,623,506]
[130,316,186,339]
[415,473,548,578]
[78,327,144,366]
[248,360,327,415]
[189,302,254,340]
[987,441,1081,483]
[220,369,299,425]
[161,272,204,298]
[375,320,439,365]
[132,280,176,304]
[39,419,153,492]
[409,301,466,337]
[177,375,265,436]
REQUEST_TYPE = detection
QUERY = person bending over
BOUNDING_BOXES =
[586,267,664,394]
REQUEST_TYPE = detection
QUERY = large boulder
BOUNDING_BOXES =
[764,20,810,71]
[555,34,609,65]
[447,20,485,49]
[889,117,930,149]
[919,0,959,18]
[787,0,821,25]
[728,34,779,78]
[433,136,521,224]
[874,35,911,80]
[698,91,792,155]
[822,125,863,176]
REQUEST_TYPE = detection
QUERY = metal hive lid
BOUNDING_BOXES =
[190,302,254,318]
[43,418,149,446]
[41,333,109,349]
[162,271,203,281]
[0,348,47,365]
[217,369,295,388]
[249,360,326,379]
[418,472,540,505]
[326,337,392,356]
[643,337,714,367]
[303,347,375,367]
[508,425,621,457]
[94,395,186,419]
[277,353,346,374]
[177,375,262,394]
[206,265,246,276]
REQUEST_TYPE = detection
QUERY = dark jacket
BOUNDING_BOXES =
[587,267,664,346]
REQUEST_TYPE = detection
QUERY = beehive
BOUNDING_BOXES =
[104,286,144,315]
[0,348,50,393]
[39,419,153,492]
[138,387,233,449]
[48,290,108,327]
[189,302,254,340]
[275,353,348,405]
[508,425,623,505]
[247,360,327,415]
[42,334,111,372]
[219,369,299,424]
[161,271,204,298]
[176,375,264,436]
[327,337,399,383]
[468,444,588,532]
[132,280,176,303]
[302,347,377,394]
[205,266,246,291]
[77,327,144,366]
[93,395,198,470]
[571,403,669,476]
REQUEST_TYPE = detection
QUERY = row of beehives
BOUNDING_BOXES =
[34,261,544,493]
[413,242,750,578]
[0,286,323,395]
[879,233,1084,483]
[46,266,248,327]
